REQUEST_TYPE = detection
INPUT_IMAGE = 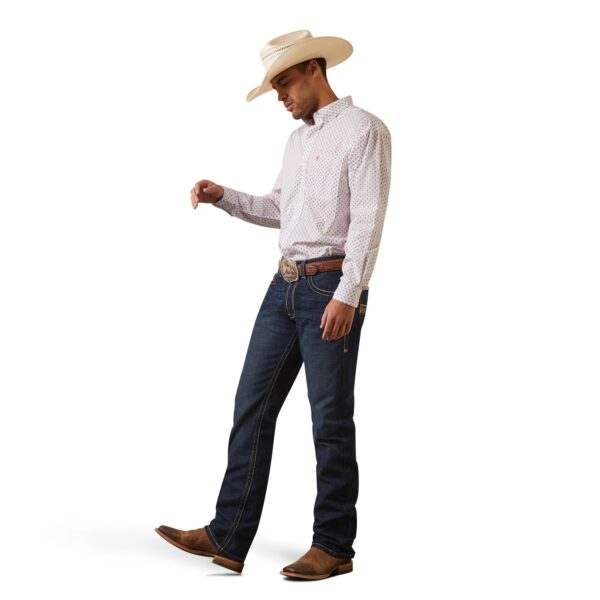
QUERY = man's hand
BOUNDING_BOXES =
[190,179,224,209]
[320,299,356,341]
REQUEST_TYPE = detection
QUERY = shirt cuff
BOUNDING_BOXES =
[211,186,236,215]
[332,282,364,308]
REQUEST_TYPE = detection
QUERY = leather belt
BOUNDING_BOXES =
[278,256,344,283]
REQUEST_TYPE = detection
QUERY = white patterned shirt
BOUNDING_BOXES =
[212,95,392,308]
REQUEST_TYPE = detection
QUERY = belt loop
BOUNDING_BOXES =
[298,260,306,278]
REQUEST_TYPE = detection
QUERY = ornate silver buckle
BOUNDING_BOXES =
[279,257,299,282]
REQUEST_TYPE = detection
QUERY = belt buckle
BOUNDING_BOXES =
[279,257,299,283]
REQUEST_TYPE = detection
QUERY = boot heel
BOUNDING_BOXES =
[212,554,244,573]
[335,560,353,575]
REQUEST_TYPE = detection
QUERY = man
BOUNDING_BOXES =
[155,29,392,580]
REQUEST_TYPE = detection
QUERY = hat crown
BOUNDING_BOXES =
[259,30,313,71]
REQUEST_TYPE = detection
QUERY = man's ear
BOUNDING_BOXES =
[309,61,320,79]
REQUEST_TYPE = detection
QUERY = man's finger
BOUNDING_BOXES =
[322,313,331,340]
[331,321,342,340]
[326,320,340,341]
[195,181,207,195]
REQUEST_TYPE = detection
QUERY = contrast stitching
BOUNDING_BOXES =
[290,280,298,318]
[204,524,245,563]
[307,276,335,296]
[285,280,292,315]
[218,331,299,553]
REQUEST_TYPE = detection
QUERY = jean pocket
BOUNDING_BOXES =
[306,271,341,296]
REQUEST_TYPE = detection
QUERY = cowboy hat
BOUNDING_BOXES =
[246,29,353,103]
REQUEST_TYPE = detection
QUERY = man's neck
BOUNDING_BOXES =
[304,93,339,126]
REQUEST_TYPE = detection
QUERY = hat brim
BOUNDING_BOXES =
[246,36,353,102]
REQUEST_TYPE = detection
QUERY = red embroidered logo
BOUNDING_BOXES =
[315,155,320,160]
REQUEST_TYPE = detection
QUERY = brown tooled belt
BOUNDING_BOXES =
[278,255,344,283]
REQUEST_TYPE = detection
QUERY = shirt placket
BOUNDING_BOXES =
[301,125,321,196]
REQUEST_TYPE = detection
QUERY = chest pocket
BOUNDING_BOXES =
[304,151,347,198]
[303,151,350,238]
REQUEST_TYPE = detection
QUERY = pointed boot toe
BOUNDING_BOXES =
[156,525,182,542]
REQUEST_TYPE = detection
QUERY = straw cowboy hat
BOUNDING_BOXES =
[246,30,353,102]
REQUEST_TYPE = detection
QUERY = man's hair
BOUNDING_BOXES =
[294,57,328,82]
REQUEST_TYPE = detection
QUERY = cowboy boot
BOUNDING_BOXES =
[280,546,353,580]
[155,525,244,573]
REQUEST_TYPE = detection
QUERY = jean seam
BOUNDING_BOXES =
[204,524,246,563]
[218,331,300,554]
[290,280,298,318]
[285,280,293,315]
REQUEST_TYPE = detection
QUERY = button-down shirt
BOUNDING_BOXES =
[212,95,392,308]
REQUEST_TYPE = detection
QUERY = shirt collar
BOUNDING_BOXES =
[310,95,353,128]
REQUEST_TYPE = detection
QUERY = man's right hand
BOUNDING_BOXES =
[191,179,224,209]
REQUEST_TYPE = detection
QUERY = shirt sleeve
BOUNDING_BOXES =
[211,166,282,229]
[332,122,392,308]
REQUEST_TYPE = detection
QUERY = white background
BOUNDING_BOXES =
[1,0,598,598]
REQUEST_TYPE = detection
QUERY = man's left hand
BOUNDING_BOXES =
[320,299,355,341]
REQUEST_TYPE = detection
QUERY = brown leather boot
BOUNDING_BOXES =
[155,525,244,573]
[280,546,353,580]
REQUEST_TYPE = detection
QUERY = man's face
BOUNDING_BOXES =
[270,63,318,122]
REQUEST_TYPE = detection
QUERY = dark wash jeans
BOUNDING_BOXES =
[204,254,369,564]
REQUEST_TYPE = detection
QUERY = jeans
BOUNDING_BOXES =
[204,254,369,564]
